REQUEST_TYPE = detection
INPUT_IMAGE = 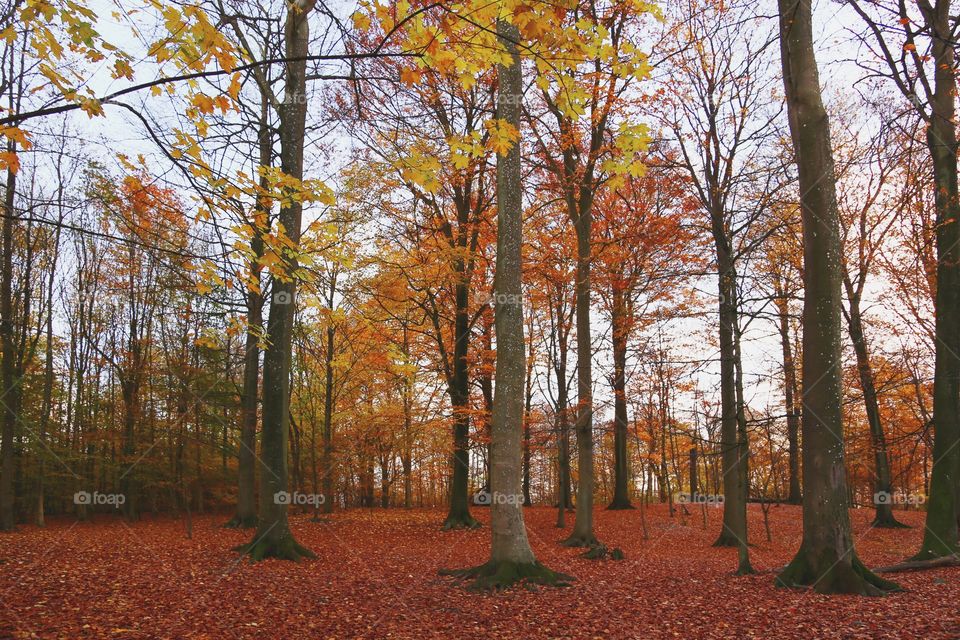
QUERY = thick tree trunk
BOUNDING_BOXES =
[238,0,316,561]
[775,0,898,594]
[914,0,960,562]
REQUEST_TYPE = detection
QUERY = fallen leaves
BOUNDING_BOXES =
[1,506,957,639]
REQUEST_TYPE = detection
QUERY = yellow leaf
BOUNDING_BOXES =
[351,11,371,30]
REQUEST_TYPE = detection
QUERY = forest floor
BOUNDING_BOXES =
[1,504,957,639]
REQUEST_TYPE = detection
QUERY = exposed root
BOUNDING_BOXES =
[441,513,481,531]
[713,530,741,547]
[875,555,960,574]
[441,560,573,591]
[234,535,316,562]
[871,515,910,529]
[562,533,599,548]
[580,543,626,560]
[223,515,257,529]
[776,548,901,595]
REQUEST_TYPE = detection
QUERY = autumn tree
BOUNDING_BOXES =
[774,0,900,594]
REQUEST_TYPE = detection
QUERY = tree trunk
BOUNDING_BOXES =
[442,277,479,528]
[776,294,801,504]
[564,205,598,547]
[843,284,904,528]
[713,242,750,576]
[608,284,633,509]
[448,25,566,587]
[0,161,15,531]
[913,0,960,562]
[775,0,899,594]
[238,0,316,561]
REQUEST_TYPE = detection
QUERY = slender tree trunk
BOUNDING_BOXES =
[608,285,633,509]
[0,161,15,531]
[713,243,750,574]
[442,276,479,528]
[776,294,801,504]
[522,336,534,506]
[238,0,317,561]
[775,0,898,594]
[564,208,598,547]
[227,96,271,529]
[843,285,904,528]
[448,25,566,586]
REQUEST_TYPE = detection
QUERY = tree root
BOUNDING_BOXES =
[562,535,599,548]
[441,513,481,531]
[875,555,960,573]
[871,515,910,529]
[441,560,573,591]
[605,501,635,511]
[580,543,625,560]
[776,549,901,595]
[713,530,741,547]
[234,535,316,562]
[223,515,257,529]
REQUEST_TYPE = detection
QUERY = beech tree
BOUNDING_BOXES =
[775,0,900,594]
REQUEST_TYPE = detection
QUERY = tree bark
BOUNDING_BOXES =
[775,293,801,504]
[913,0,960,561]
[0,159,15,531]
[446,23,566,587]
[775,0,899,594]
[238,0,316,561]
[842,279,904,528]
[608,284,632,509]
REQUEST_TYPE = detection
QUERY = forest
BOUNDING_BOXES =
[0,0,959,637]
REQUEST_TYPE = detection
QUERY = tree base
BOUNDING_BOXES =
[606,500,635,511]
[871,515,909,529]
[441,560,573,591]
[713,531,741,547]
[776,549,901,595]
[223,514,257,529]
[909,546,960,563]
[562,533,599,548]
[234,535,316,562]
[441,513,481,531]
